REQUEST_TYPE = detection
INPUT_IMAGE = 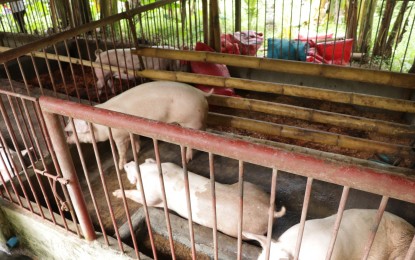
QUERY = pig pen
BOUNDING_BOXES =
[0,3,415,260]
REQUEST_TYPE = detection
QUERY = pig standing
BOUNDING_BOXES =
[64,81,209,170]
[244,209,415,260]
[94,46,185,94]
[113,158,286,238]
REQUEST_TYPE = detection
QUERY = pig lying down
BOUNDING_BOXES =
[244,208,415,260]
[65,81,210,170]
[94,47,185,94]
[113,159,285,238]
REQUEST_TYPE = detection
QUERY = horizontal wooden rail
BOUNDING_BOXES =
[138,70,415,113]
[5,46,414,113]
[207,112,414,158]
[208,95,415,137]
[134,48,415,89]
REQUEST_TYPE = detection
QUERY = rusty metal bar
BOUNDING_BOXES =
[39,96,415,204]
[294,177,313,260]
[66,117,108,245]
[237,160,244,260]
[265,168,278,260]
[153,139,176,260]
[34,101,72,231]
[87,122,122,249]
[108,128,140,259]
[0,0,178,64]
[130,133,158,259]
[208,152,218,260]
[180,145,196,259]
[40,110,96,241]
[325,186,350,260]
[361,196,389,259]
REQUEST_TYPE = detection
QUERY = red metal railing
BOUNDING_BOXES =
[39,95,415,259]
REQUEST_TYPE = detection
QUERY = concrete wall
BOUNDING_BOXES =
[0,200,149,260]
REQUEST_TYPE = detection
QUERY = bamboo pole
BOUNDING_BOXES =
[209,0,221,52]
[207,113,414,158]
[202,0,209,44]
[133,48,415,89]
[235,0,241,32]
[4,45,413,114]
[208,95,415,136]
[136,70,415,113]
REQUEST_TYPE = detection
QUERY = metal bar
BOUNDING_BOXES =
[40,110,96,241]
[180,146,196,259]
[153,139,176,260]
[209,152,218,260]
[0,0,178,64]
[294,177,313,260]
[108,128,140,259]
[325,186,350,260]
[361,196,389,259]
[66,117,108,244]
[87,122,123,250]
[265,168,278,260]
[39,96,415,204]
[237,160,244,260]
[130,133,158,259]
[34,102,71,231]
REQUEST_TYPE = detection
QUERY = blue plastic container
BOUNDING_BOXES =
[267,38,308,61]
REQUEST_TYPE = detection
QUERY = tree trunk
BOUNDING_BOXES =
[54,0,72,28]
[357,0,378,56]
[346,0,358,44]
[409,57,415,73]
[384,0,409,58]
[372,0,396,57]
[72,0,92,26]
[100,0,117,19]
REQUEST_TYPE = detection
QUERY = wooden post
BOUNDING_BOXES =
[209,0,221,52]
[235,0,241,32]
[202,0,209,44]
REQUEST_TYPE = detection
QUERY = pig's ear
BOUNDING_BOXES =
[145,158,156,164]
[242,232,267,248]
[73,119,90,134]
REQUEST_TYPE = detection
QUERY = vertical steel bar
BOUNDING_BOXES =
[361,196,389,260]
[180,145,196,259]
[153,139,176,260]
[208,152,218,260]
[107,128,140,259]
[325,186,350,260]
[237,160,244,260]
[265,168,278,260]
[7,96,45,218]
[41,111,96,241]
[87,122,124,250]
[130,133,158,260]
[294,177,313,260]
[67,117,108,245]
[34,102,72,231]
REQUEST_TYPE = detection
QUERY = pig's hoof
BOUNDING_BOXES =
[113,189,123,198]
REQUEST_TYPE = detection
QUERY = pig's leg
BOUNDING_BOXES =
[113,189,143,204]
[116,138,130,170]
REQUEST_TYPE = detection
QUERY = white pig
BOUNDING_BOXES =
[94,46,185,94]
[64,81,210,170]
[113,158,286,238]
[0,145,31,184]
[244,208,415,260]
